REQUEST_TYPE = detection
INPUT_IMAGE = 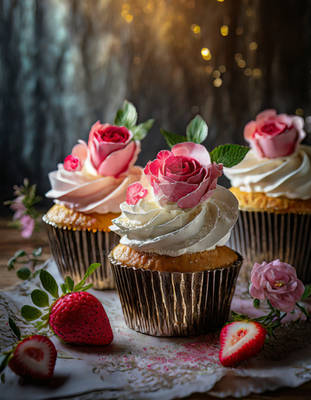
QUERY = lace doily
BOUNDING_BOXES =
[1,260,311,400]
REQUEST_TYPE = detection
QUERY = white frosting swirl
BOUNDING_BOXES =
[46,157,142,214]
[223,145,311,199]
[110,185,238,256]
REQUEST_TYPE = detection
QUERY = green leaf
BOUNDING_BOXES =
[302,284,311,300]
[1,372,5,383]
[14,250,26,259]
[0,354,10,374]
[114,100,137,128]
[8,318,21,340]
[32,247,42,257]
[210,144,250,167]
[74,263,100,291]
[7,257,16,270]
[160,128,186,148]
[79,283,93,292]
[17,267,31,280]
[65,276,74,292]
[186,115,208,144]
[61,283,67,295]
[40,270,59,298]
[21,305,42,321]
[253,298,260,309]
[31,289,49,307]
[132,119,154,141]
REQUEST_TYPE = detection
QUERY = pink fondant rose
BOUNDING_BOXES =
[144,142,223,209]
[249,259,305,313]
[64,155,81,172]
[87,122,140,177]
[244,109,305,158]
[126,182,148,205]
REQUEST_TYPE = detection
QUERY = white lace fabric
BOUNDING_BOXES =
[1,260,311,400]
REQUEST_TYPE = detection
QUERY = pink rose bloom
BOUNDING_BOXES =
[244,109,305,158]
[249,259,305,313]
[144,142,223,209]
[20,215,35,238]
[87,121,140,177]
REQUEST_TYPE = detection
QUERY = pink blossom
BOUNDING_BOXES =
[20,215,35,238]
[10,196,26,220]
[244,109,305,158]
[249,259,305,313]
[64,155,81,171]
[126,182,148,205]
[144,142,223,209]
[88,121,140,177]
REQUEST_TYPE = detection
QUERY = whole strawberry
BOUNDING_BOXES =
[1,318,57,380]
[49,292,113,345]
[21,263,113,346]
[219,321,266,367]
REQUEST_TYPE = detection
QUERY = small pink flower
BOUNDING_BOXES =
[20,215,35,238]
[249,259,305,313]
[244,109,305,158]
[88,121,140,177]
[10,196,26,220]
[144,142,223,209]
[64,155,81,171]
[126,182,148,205]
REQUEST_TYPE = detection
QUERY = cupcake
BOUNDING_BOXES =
[109,141,243,336]
[224,109,311,282]
[43,101,154,289]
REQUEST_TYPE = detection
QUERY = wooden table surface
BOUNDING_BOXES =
[1,217,311,400]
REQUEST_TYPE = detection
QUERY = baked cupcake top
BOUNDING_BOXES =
[111,142,239,256]
[46,101,153,214]
[224,109,311,200]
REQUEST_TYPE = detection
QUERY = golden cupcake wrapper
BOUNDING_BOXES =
[43,215,120,289]
[228,210,311,283]
[109,252,242,337]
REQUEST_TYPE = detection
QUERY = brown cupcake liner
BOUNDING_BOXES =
[228,210,311,283]
[43,215,120,289]
[109,252,243,337]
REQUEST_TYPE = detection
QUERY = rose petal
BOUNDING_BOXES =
[255,109,277,121]
[171,142,211,168]
[97,140,140,177]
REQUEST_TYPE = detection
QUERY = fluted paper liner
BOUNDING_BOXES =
[43,215,119,289]
[109,253,242,336]
[228,210,311,283]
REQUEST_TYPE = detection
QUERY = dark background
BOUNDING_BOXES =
[1,0,311,212]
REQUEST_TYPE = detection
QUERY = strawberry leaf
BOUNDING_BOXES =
[186,115,208,144]
[8,318,21,340]
[132,119,154,141]
[31,289,49,307]
[0,354,10,374]
[79,283,93,292]
[160,128,186,148]
[17,267,31,280]
[40,270,59,298]
[65,276,74,292]
[14,249,27,259]
[61,283,67,295]
[114,100,137,128]
[74,263,100,291]
[253,299,260,308]
[21,305,42,321]
[210,144,250,167]
[1,373,5,383]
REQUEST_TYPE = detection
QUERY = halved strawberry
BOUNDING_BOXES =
[219,321,266,367]
[8,335,57,379]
